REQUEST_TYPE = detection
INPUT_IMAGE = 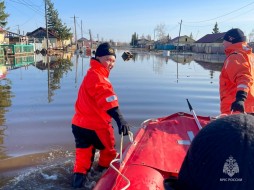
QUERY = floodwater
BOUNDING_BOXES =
[0,50,225,189]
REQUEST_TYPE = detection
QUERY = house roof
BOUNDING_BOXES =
[169,35,195,43]
[77,37,89,42]
[26,27,57,38]
[195,32,226,43]
[170,35,187,41]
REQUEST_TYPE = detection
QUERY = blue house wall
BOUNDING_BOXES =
[155,44,175,50]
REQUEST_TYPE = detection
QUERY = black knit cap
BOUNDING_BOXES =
[177,114,254,190]
[223,28,246,44]
[95,42,116,58]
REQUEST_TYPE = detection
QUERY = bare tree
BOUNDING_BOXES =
[154,23,167,42]
[146,34,151,41]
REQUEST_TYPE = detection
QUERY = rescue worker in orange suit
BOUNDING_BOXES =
[71,42,131,188]
[220,28,254,114]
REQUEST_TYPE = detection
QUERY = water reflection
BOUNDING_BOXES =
[0,64,7,79]
[171,53,194,64]
[0,53,73,160]
[194,53,224,80]
[194,53,225,64]
[33,54,73,102]
[6,56,34,70]
[0,77,12,160]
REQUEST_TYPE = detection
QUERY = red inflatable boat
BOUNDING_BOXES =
[94,112,211,190]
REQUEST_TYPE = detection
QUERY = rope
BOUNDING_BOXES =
[109,130,134,190]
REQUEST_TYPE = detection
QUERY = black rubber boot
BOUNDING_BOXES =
[72,173,86,188]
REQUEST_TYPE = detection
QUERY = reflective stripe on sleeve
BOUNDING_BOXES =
[106,95,117,102]
[237,84,248,89]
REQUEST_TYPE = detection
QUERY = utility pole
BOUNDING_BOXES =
[89,29,92,48]
[81,20,83,38]
[16,25,20,34]
[71,15,79,49]
[177,19,182,52]
[154,29,156,41]
[73,15,78,49]
[45,0,48,50]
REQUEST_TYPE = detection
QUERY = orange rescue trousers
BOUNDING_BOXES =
[72,124,117,174]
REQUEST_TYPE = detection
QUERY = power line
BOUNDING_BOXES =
[185,1,254,23]
[6,0,45,33]
[182,4,254,29]
[9,0,44,15]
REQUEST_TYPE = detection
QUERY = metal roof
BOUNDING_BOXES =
[195,32,226,43]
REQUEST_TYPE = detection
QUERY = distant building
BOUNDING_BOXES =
[77,37,91,48]
[193,33,225,54]
[5,31,28,45]
[0,28,7,44]
[0,28,27,45]
[26,27,71,49]
[169,35,195,51]
[155,35,194,51]
[248,42,254,52]
[136,39,150,48]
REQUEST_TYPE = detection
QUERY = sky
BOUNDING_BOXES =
[5,0,254,42]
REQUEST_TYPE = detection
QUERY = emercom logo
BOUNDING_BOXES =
[220,156,242,182]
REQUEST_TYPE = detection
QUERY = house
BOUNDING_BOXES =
[77,37,91,48]
[249,42,254,52]
[0,28,7,44]
[136,39,150,48]
[193,33,225,54]
[5,30,28,45]
[0,28,23,45]
[169,35,195,51]
[26,27,71,49]
[155,35,194,51]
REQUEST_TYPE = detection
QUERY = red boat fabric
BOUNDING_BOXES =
[94,112,211,190]
[128,113,209,173]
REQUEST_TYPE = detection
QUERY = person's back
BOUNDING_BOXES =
[176,114,254,190]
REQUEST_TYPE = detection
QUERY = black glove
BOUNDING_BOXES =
[231,90,247,113]
[117,119,130,136]
[107,107,130,136]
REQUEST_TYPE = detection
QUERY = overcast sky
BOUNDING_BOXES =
[5,0,254,42]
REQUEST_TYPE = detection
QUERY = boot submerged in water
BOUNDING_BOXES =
[72,172,86,188]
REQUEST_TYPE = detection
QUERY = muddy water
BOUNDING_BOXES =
[0,50,224,189]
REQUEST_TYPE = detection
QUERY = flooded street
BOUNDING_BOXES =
[0,50,224,189]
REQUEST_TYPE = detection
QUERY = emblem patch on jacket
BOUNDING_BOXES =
[223,156,239,177]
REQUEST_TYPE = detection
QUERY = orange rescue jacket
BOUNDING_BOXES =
[72,58,119,129]
[220,42,254,114]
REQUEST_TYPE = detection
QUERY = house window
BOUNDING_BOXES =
[185,38,187,42]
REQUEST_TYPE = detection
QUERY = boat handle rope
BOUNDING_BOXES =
[109,130,133,190]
